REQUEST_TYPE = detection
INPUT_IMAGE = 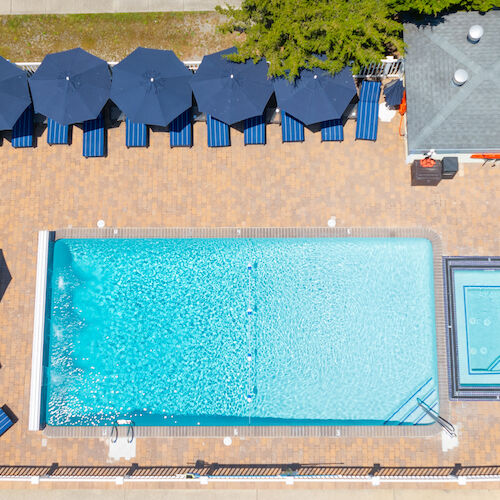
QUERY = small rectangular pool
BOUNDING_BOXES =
[38,233,440,428]
[445,257,500,398]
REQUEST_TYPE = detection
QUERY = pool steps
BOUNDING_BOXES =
[384,377,438,425]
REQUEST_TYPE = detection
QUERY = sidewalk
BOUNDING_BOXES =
[0,0,241,15]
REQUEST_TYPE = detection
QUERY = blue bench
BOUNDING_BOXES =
[83,111,105,158]
[355,81,381,141]
[244,115,266,145]
[169,109,192,148]
[0,408,14,436]
[47,118,70,145]
[321,119,344,142]
[281,111,304,143]
[12,105,33,148]
[126,118,148,148]
[207,114,230,147]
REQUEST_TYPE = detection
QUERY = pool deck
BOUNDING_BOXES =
[0,114,500,489]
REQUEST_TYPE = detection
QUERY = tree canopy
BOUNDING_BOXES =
[216,0,498,79]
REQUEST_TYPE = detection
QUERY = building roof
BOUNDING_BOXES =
[404,11,500,155]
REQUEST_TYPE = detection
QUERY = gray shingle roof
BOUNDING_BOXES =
[404,11,500,154]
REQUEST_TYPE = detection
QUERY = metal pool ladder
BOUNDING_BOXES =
[417,398,456,437]
[110,419,135,443]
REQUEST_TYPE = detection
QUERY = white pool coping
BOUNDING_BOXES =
[28,230,50,431]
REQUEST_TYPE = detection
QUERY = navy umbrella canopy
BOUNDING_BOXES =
[0,56,31,131]
[191,47,273,125]
[273,66,357,125]
[110,47,193,127]
[383,79,405,107]
[29,48,111,126]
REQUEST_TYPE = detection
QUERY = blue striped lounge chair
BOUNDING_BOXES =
[126,118,148,148]
[355,80,381,141]
[170,109,192,148]
[12,105,33,148]
[47,118,70,145]
[83,111,105,158]
[244,115,266,145]
[0,408,14,436]
[321,119,344,142]
[207,114,230,147]
[281,111,304,143]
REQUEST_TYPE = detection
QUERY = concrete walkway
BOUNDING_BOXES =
[0,0,241,15]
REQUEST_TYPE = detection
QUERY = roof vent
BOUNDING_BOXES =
[467,25,484,43]
[453,69,468,86]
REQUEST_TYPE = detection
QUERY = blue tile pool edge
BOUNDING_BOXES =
[443,256,500,400]
[32,227,449,438]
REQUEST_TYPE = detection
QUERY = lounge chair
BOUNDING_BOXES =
[281,111,304,143]
[47,118,70,145]
[321,119,344,142]
[355,80,381,141]
[83,111,105,158]
[126,118,148,148]
[0,408,14,436]
[244,115,266,145]
[12,105,33,148]
[170,109,192,148]
[207,113,230,147]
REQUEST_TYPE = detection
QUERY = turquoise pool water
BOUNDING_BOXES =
[453,269,500,386]
[44,237,439,426]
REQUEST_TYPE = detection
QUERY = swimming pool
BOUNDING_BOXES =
[445,257,500,398]
[39,233,440,428]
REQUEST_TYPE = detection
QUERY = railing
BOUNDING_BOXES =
[356,57,403,78]
[0,463,499,484]
[14,58,403,78]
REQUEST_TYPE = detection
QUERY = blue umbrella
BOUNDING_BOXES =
[29,48,111,126]
[273,66,357,125]
[191,47,273,125]
[110,47,193,127]
[383,79,405,107]
[0,57,31,131]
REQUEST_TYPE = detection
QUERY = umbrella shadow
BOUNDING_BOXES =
[0,250,12,303]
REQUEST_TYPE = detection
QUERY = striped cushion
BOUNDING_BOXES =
[169,109,192,147]
[281,111,304,143]
[321,119,344,142]
[207,114,230,147]
[359,80,381,102]
[356,81,381,141]
[12,105,33,148]
[126,118,148,148]
[0,408,13,436]
[83,112,105,158]
[244,115,266,145]
[47,118,69,145]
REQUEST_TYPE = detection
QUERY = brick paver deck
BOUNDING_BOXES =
[0,115,499,487]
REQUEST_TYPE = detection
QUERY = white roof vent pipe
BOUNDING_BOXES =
[468,25,484,43]
[453,69,468,86]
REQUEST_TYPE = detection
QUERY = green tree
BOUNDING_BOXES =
[390,0,498,14]
[216,0,498,79]
[216,0,404,79]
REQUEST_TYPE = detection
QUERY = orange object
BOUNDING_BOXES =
[398,90,406,136]
[420,158,436,168]
[471,154,500,159]
[399,90,407,115]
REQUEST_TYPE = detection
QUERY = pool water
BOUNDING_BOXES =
[44,237,439,426]
[453,269,500,386]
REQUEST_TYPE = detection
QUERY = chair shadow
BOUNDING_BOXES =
[0,250,12,302]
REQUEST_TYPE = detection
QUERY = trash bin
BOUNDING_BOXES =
[442,157,459,179]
